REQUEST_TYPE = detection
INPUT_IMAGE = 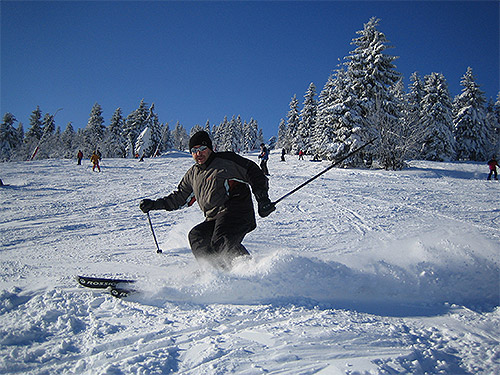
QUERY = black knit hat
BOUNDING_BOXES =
[189,131,213,150]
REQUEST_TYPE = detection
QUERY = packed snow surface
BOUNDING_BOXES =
[0,151,499,374]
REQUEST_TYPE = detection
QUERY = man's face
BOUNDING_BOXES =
[191,145,212,164]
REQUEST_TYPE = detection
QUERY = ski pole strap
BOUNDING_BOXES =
[272,138,377,206]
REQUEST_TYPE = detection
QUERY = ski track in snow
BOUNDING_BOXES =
[0,151,499,374]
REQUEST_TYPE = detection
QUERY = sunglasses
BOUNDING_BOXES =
[190,145,208,154]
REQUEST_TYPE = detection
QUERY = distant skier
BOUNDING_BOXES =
[281,148,286,162]
[90,151,101,172]
[77,150,83,165]
[139,131,275,270]
[298,150,304,160]
[258,143,270,176]
[487,156,498,180]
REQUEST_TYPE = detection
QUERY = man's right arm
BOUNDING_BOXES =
[140,171,196,213]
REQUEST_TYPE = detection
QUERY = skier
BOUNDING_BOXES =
[90,151,101,172]
[487,156,498,180]
[139,131,275,270]
[298,150,304,160]
[281,148,286,162]
[77,150,83,165]
[258,143,270,176]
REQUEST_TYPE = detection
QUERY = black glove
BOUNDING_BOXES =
[257,198,275,218]
[139,199,163,213]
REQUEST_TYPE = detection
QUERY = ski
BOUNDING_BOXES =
[76,275,137,298]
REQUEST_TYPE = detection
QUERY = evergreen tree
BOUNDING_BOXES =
[231,115,244,152]
[485,94,500,156]
[374,78,407,170]
[276,118,288,150]
[25,106,43,141]
[315,67,354,160]
[453,67,489,161]
[243,118,259,152]
[138,103,162,157]
[420,72,456,161]
[83,103,106,155]
[123,99,149,157]
[214,116,230,151]
[37,112,57,158]
[155,122,172,154]
[0,113,18,161]
[297,82,317,154]
[61,122,75,158]
[405,72,426,159]
[171,121,188,151]
[105,108,126,158]
[285,95,300,153]
[24,106,44,160]
[342,17,401,166]
[190,124,204,137]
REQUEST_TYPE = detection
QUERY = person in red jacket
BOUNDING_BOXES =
[487,156,498,180]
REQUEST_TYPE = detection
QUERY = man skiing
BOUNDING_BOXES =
[139,131,275,270]
[487,156,498,180]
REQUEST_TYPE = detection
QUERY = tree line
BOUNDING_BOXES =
[276,17,500,169]
[2,17,499,168]
[0,98,265,162]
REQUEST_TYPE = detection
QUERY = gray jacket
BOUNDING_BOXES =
[158,152,269,222]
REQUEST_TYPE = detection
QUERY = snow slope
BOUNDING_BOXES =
[0,151,499,374]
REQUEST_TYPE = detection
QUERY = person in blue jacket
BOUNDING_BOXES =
[258,143,270,176]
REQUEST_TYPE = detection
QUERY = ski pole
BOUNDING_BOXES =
[146,212,163,254]
[272,138,377,206]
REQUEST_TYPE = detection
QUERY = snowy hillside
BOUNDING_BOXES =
[0,151,499,374]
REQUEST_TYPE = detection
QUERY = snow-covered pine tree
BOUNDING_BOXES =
[83,103,106,156]
[243,118,258,152]
[285,95,300,154]
[60,122,75,158]
[267,136,277,150]
[13,122,25,160]
[0,113,18,161]
[453,67,489,161]
[485,94,500,156]
[374,79,407,170]
[24,106,44,160]
[214,116,229,151]
[250,119,261,151]
[104,108,126,158]
[171,121,188,151]
[405,72,426,159]
[190,124,204,137]
[36,112,57,159]
[297,82,317,154]
[313,73,335,158]
[123,99,149,157]
[231,115,244,152]
[276,118,288,150]
[141,103,162,157]
[342,17,401,166]
[420,72,456,161]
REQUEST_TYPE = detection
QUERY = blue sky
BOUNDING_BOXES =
[2,1,499,141]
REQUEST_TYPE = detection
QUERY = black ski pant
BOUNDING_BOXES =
[260,160,269,176]
[188,213,253,270]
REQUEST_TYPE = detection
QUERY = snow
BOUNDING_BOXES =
[0,151,499,374]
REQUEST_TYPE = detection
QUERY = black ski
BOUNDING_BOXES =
[76,275,137,298]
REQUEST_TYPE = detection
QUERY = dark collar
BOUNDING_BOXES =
[195,151,216,170]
